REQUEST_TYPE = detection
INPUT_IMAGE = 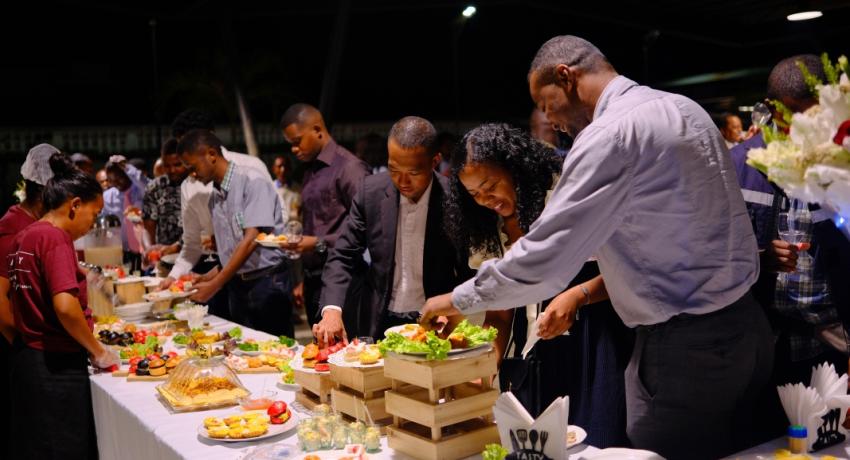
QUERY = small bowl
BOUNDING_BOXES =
[238,389,278,411]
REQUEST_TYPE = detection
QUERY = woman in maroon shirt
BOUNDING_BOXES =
[7,154,119,460]
[0,143,60,459]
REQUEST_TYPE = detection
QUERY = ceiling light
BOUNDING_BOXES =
[462,6,477,18]
[787,10,823,21]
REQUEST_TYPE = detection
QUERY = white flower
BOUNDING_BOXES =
[817,79,850,128]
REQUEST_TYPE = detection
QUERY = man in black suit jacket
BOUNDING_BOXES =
[314,116,472,342]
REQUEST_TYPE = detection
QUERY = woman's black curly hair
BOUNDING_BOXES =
[444,123,563,256]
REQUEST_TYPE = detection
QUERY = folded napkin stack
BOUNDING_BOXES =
[777,362,850,451]
[493,392,569,460]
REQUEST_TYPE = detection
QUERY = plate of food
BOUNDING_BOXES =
[144,288,197,302]
[235,336,299,357]
[255,233,288,248]
[327,339,383,367]
[291,342,345,373]
[379,320,497,360]
[198,404,297,442]
[568,425,588,449]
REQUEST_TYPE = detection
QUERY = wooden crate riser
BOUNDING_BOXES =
[385,382,498,428]
[294,369,334,400]
[295,390,325,411]
[330,364,392,396]
[337,412,393,434]
[387,419,499,460]
[331,387,390,421]
[383,350,497,391]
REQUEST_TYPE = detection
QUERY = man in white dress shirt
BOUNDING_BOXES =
[315,116,471,342]
[158,109,273,320]
[421,36,772,459]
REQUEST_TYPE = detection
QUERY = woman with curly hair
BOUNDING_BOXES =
[444,123,630,447]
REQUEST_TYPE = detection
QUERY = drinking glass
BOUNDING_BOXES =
[778,209,812,275]
[752,102,772,127]
[282,221,303,260]
[200,230,216,262]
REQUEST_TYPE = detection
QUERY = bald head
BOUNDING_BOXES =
[281,103,331,162]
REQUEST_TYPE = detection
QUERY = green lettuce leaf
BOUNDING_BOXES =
[378,331,450,360]
[451,320,498,347]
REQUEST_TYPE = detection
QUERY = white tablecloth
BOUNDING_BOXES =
[90,315,597,460]
[725,437,850,459]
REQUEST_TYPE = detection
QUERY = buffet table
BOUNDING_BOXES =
[89,315,602,460]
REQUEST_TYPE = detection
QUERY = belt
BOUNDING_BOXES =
[238,263,284,281]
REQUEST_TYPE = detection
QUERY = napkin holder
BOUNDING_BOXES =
[495,392,569,460]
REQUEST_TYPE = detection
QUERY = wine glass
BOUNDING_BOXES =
[199,230,216,262]
[752,102,772,128]
[282,221,303,260]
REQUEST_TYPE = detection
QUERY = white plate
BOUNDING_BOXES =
[255,239,285,248]
[289,356,330,374]
[197,411,298,443]
[384,324,421,338]
[276,382,301,392]
[327,350,383,368]
[386,343,492,361]
[143,289,197,302]
[568,425,588,449]
[577,447,663,459]
[160,253,178,264]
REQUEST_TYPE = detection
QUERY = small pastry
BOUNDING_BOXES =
[224,414,244,426]
[204,417,224,428]
[227,427,244,439]
[207,426,229,439]
[148,358,167,377]
[165,357,179,372]
[358,346,381,365]
[247,357,262,368]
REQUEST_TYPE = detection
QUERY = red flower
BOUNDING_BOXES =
[833,120,850,147]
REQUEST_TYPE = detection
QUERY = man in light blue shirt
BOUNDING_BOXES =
[421,36,772,459]
[178,129,293,336]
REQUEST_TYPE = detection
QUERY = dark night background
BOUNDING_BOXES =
[1,0,849,211]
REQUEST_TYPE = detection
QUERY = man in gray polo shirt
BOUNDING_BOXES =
[179,129,293,336]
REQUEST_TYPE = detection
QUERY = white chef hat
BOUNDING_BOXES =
[20,143,61,185]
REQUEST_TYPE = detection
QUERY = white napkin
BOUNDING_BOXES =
[494,392,570,460]
[521,313,569,359]
[777,382,829,451]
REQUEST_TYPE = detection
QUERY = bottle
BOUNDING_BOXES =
[788,425,807,454]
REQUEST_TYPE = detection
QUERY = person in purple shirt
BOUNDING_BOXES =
[280,103,371,328]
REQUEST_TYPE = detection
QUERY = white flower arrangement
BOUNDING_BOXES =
[747,54,850,234]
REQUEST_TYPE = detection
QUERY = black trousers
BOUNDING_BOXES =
[10,342,98,460]
[227,266,294,337]
[625,293,774,460]
[0,338,10,460]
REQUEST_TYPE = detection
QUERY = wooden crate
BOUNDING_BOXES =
[331,386,390,422]
[330,363,392,396]
[383,349,497,399]
[386,418,499,460]
[385,382,498,428]
[384,349,500,460]
[294,369,333,409]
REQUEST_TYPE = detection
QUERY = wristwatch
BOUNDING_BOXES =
[315,238,328,254]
